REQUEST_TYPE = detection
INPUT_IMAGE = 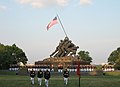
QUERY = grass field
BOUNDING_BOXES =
[0,73,120,87]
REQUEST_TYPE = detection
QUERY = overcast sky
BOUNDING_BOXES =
[0,0,120,64]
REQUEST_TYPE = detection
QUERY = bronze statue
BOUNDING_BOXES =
[50,40,64,57]
[50,37,79,57]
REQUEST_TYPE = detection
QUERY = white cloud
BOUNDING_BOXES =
[16,0,69,8]
[16,0,31,4]
[56,0,69,6]
[80,0,92,5]
[31,2,45,8]
[0,5,7,11]
[16,0,92,8]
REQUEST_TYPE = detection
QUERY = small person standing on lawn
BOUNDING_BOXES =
[37,69,43,86]
[63,68,69,85]
[44,69,51,87]
[30,69,36,85]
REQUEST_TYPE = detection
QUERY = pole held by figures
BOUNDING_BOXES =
[56,14,68,37]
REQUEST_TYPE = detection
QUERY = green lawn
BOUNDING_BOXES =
[0,74,120,87]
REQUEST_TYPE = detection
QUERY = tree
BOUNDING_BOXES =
[78,51,92,63]
[108,47,120,70]
[0,43,28,69]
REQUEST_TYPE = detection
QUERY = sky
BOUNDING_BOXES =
[0,0,120,64]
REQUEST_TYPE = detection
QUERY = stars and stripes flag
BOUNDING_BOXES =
[47,16,58,30]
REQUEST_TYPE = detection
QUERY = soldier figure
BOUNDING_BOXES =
[44,69,51,87]
[50,36,79,57]
[50,40,64,57]
[59,37,70,57]
[51,37,69,57]
[37,69,43,86]
[30,69,36,85]
[70,46,79,56]
[66,46,79,56]
[63,69,69,85]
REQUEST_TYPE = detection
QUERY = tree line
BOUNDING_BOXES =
[0,43,120,70]
[108,47,120,70]
[78,47,120,70]
[0,43,28,69]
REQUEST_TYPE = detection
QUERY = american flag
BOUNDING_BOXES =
[47,17,58,30]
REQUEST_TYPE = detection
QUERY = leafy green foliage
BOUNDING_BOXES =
[108,47,120,70]
[0,43,28,69]
[78,51,92,63]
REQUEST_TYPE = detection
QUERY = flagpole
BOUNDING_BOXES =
[79,76,80,87]
[77,56,81,87]
[56,14,68,37]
